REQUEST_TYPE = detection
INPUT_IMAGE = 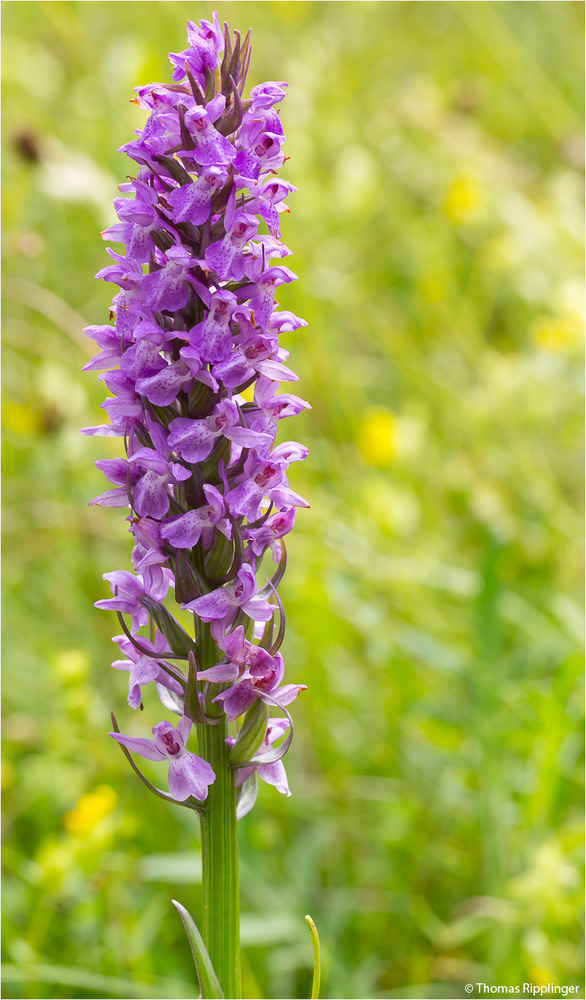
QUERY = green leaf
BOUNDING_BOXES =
[172,899,224,999]
[305,913,321,1000]
[141,597,197,658]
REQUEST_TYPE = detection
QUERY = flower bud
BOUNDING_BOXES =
[174,549,201,604]
[229,700,268,765]
[204,529,233,578]
[200,435,231,482]
[141,595,197,657]
[187,382,212,414]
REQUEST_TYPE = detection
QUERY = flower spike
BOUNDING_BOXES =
[87,15,309,994]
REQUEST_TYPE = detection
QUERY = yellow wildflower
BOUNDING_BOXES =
[64,785,118,836]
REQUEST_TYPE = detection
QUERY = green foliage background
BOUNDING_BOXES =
[2,2,584,998]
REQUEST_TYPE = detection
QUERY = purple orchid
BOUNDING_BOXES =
[82,324,126,372]
[244,507,296,557]
[167,166,225,225]
[184,563,274,637]
[205,212,258,281]
[212,317,297,389]
[214,646,305,719]
[86,21,313,992]
[248,265,297,329]
[95,567,172,633]
[101,179,166,264]
[226,450,309,520]
[249,81,288,109]
[110,716,215,801]
[112,631,183,709]
[161,485,231,550]
[129,516,169,571]
[185,101,235,166]
[168,14,223,83]
[87,16,309,875]
[167,399,272,465]
[90,457,138,509]
[123,447,190,519]
[186,289,237,365]
[250,376,310,436]
[135,360,193,408]
[233,719,292,797]
[141,246,198,313]
[252,178,297,237]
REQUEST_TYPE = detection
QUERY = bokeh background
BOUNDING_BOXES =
[2,2,584,998]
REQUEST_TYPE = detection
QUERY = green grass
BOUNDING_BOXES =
[2,2,584,998]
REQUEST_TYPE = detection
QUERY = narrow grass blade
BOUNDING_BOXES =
[172,899,224,999]
[305,913,321,999]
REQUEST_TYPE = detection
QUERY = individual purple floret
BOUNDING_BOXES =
[167,167,225,225]
[185,564,275,640]
[111,632,184,710]
[87,13,308,807]
[187,290,237,364]
[205,212,259,281]
[233,719,292,797]
[110,717,215,801]
[161,485,231,550]
[167,400,272,464]
[214,646,306,719]
[95,568,172,634]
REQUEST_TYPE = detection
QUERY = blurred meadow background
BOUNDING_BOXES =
[2,2,584,998]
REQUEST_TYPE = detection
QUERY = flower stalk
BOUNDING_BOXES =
[198,624,241,997]
[199,716,240,996]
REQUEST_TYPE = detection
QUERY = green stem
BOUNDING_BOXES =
[197,624,241,999]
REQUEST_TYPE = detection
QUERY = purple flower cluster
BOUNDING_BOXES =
[85,15,308,807]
